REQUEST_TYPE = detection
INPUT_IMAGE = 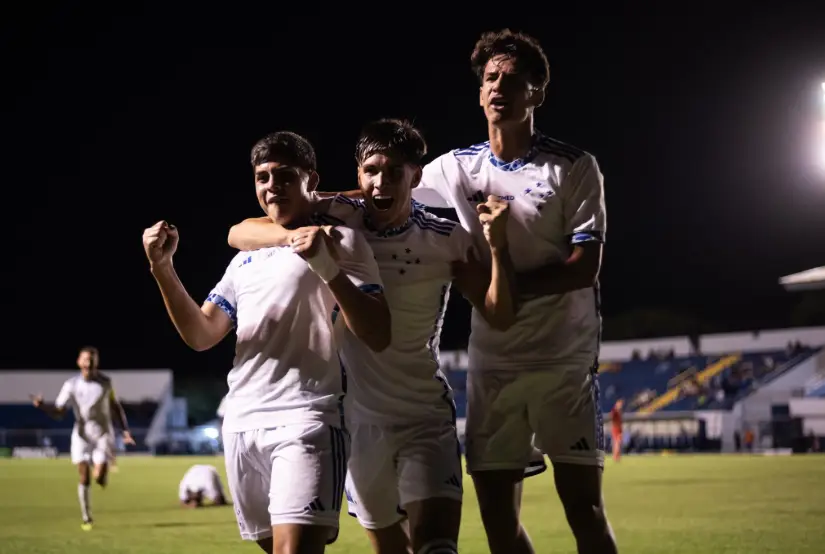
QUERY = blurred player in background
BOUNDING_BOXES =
[228,118,518,554]
[410,30,618,554]
[143,131,389,554]
[611,400,624,462]
[31,346,135,531]
[179,464,228,508]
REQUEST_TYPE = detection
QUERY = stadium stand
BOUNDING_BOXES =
[3,328,823,458]
[443,327,825,455]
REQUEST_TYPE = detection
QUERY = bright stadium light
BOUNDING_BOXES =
[202,427,219,440]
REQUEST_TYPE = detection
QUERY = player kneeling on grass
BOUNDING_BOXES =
[179,464,229,508]
[228,119,519,554]
[31,346,135,531]
[143,131,389,554]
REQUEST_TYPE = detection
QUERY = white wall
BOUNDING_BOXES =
[700,327,825,355]
[0,370,173,403]
[739,356,821,425]
[599,337,694,362]
[442,327,825,366]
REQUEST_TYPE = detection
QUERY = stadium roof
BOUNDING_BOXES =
[779,266,825,291]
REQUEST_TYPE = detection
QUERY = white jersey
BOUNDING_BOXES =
[414,131,606,372]
[179,464,223,502]
[324,196,475,424]
[207,222,383,433]
[55,373,115,441]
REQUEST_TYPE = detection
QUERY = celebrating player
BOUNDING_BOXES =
[227,118,518,554]
[143,131,390,554]
[31,346,135,531]
[408,30,617,554]
[179,464,229,508]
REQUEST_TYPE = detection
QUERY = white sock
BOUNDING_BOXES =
[78,484,91,521]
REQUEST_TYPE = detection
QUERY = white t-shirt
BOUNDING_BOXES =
[207,221,384,433]
[178,464,223,502]
[323,196,475,425]
[414,131,606,372]
[55,373,114,441]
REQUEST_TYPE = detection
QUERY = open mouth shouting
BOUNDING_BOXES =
[372,194,394,211]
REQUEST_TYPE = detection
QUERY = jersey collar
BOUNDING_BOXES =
[363,199,415,238]
[488,130,544,172]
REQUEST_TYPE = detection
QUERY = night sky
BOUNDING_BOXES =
[3,7,825,375]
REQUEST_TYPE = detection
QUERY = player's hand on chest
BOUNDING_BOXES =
[471,166,564,236]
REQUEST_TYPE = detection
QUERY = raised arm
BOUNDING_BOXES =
[31,395,67,419]
[452,197,517,330]
[143,221,233,351]
[290,226,391,352]
[516,154,605,297]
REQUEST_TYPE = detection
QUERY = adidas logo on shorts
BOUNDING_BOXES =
[302,496,325,515]
[569,437,591,451]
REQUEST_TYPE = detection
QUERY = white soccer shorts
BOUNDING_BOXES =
[465,364,605,474]
[222,422,349,542]
[70,431,113,465]
[345,419,463,530]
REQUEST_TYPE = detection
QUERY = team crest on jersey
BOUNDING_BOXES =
[522,182,556,212]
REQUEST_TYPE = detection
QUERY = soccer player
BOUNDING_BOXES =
[179,464,228,508]
[142,131,389,554]
[31,346,135,531]
[611,399,624,462]
[227,118,518,554]
[409,30,618,554]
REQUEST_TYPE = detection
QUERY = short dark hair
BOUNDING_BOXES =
[79,346,99,357]
[250,131,317,172]
[355,119,427,166]
[470,29,550,90]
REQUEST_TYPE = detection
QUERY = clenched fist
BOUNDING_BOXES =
[287,225,339,261]
[477,195,510,250]
[142,220,179,268]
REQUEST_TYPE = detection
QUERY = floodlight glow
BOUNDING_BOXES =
[202,427,219,440]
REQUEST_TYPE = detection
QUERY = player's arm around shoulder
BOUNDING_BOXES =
[227,198,335,251]
[412,154,461,209]
[450,197,518,331]
[143,221,234,352]
[321,226,391,352]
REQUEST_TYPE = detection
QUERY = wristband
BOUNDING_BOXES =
[304,239,341,283]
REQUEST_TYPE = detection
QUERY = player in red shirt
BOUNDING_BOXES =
[610,400,624,462]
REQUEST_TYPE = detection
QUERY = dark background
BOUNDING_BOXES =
[3,7,825,390]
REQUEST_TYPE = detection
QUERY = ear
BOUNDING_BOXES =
[410,166,423,190]
[531,87,546,109]
[479,86,484,107]
[306,170,320,193]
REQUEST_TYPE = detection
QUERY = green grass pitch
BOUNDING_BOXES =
[1,454,823,553]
